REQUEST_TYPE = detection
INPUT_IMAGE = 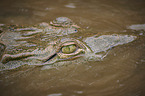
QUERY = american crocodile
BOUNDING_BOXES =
[0,17,136,71]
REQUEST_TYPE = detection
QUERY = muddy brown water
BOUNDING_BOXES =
[0,0,145,96]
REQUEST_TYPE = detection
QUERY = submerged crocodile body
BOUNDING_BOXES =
[0,17,136,71]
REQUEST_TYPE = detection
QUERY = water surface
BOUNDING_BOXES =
[0,0,145,96]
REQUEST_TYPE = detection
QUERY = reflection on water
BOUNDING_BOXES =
[0,0,145,96]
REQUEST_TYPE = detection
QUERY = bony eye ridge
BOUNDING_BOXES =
[44,40,88,62]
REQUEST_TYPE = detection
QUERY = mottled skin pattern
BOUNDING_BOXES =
[0,17,136,70]
[0,17,84,70]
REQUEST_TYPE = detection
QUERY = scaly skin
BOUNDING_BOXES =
[0,17,137,71]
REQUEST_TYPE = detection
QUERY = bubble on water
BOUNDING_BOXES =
[10,19,14,23]
[45,7,53,11]
[65,3,76,8]
[75,91,83,94]
[119,84,124,87]
[47,93,62,96]
[116,80,120,83]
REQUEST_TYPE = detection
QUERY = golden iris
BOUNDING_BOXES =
[61,44,77,54]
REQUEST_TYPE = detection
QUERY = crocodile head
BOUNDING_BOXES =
[0,17,137,71]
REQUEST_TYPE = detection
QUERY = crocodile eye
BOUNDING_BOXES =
[57,41,86,60]
[61,44,77,54]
